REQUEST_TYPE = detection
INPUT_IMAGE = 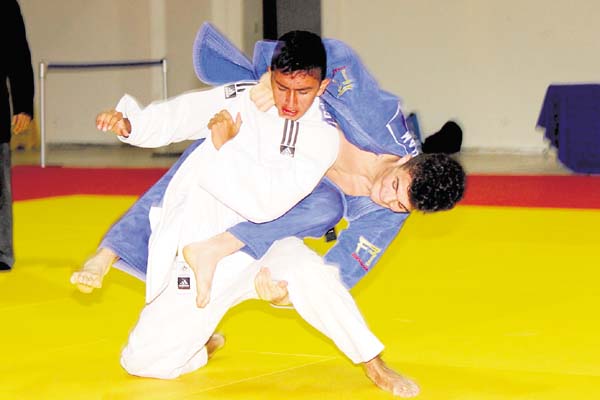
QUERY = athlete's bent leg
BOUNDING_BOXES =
[121,252,256,379]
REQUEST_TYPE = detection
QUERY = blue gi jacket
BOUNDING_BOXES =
[102,23,420,289]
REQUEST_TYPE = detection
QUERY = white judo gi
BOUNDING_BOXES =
[115,84,385,378]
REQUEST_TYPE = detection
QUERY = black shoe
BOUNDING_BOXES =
[0,262,11,271]
[422,121,463,154]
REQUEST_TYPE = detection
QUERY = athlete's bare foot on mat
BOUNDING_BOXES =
[206,333,225,359]
[182,241,219,308]
[70,248,118,293]
[363,356,420,397]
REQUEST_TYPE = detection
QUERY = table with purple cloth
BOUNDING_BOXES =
[537,84,600,174]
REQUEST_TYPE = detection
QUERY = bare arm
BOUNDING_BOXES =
[207,110,242,150]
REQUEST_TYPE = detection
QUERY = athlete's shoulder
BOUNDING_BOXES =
[220,81,257,100]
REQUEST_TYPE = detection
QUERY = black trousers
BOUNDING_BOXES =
[0,142,13,268]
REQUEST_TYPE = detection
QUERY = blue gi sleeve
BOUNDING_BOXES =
[227,180,344,259]
[324,197,410,289]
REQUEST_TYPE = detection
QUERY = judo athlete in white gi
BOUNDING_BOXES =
[113,76,338,307]
[72,26,466,398]
[103,30,402,389]
[113,32,386,384]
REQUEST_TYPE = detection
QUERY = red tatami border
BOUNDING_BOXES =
[12,166,600,209]
[13,166,167,201]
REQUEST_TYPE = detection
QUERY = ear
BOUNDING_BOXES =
[317,78,331,96]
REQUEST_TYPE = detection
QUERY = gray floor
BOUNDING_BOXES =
[12,143,572,175]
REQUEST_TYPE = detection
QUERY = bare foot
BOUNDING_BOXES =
[70,248,118,293]
[363,356,420,397]
[182,241,219,308]
[206,333,225,359]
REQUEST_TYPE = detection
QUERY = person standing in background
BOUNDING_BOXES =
[0,0,34,271]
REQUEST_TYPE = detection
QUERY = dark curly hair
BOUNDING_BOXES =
[271,30,327,81]
[404,153,466,212]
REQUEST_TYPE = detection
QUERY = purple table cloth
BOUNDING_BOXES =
[537,84,600,174]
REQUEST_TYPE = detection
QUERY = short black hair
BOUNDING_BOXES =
[271,30,327,81]
[404,153,466,212]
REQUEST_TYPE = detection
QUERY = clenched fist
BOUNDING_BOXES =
[208,110,242,150]
[254,267,291,306]
[96,110,131,137]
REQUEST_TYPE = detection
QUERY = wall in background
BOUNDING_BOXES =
[19,0,256,145]
[323,0,600,152]
[18,0,600,152]
[21,0,156,144]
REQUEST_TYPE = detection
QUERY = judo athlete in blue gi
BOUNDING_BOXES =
[71,25,465,397]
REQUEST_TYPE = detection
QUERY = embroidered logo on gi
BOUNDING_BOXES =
[280,119,299,157]
[224,82,256,99]
[385,105,421,156]
[325,227,337,242]
[178,277,191,290]
[352,236,381,271]
[224,84,237,99]
[334,67,354,97]
[400,130,420,156]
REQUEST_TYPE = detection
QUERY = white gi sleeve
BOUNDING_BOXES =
[115,86,232,148]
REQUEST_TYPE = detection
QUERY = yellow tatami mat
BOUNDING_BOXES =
[1,195,599,399]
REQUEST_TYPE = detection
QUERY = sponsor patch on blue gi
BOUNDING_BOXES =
[325,227,337,242]
[353,236,381,269]
[332,66,354,97]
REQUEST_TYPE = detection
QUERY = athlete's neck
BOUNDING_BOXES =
[326,132,399,196]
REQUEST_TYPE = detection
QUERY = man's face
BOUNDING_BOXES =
[270,69,330,121]
[369,156,413,213]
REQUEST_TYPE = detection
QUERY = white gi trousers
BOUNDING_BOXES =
[120,237,384,379]
[116,83,380,379]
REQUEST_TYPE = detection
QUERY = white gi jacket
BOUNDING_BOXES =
[116,83,339,302]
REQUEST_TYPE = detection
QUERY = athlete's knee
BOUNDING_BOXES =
[120,345,179,379]
[263,237,306,262]
[120,347,147,377]
[274,245,334,281]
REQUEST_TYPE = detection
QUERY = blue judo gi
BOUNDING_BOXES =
[102,23,420,289]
